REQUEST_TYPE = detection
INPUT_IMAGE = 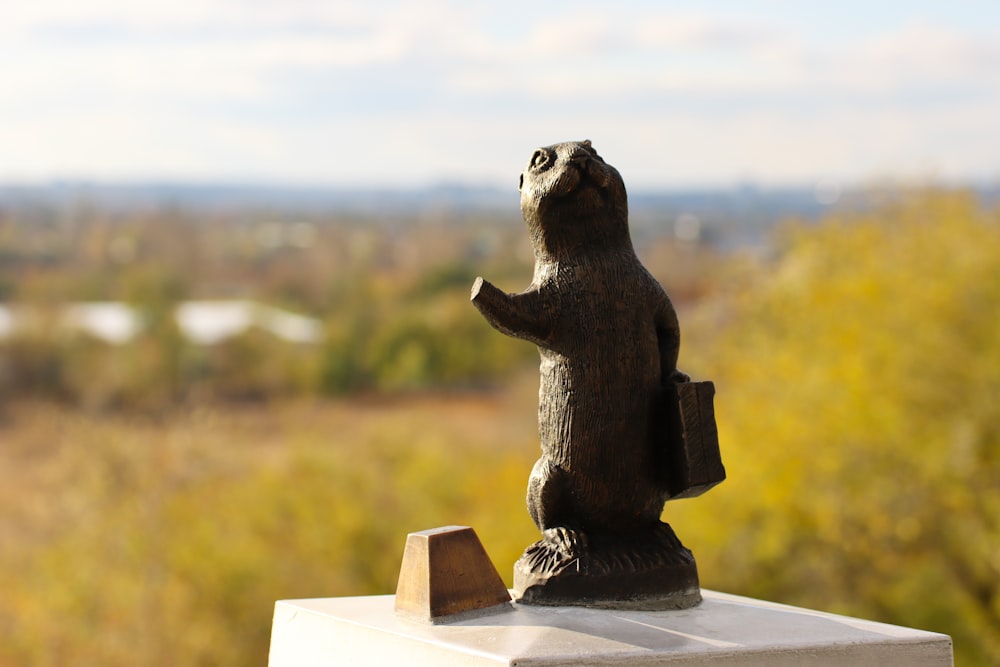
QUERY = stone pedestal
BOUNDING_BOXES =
[268,590,952,666]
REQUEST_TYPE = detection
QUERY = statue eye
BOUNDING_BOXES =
[530,149,549,170]
[518,173,524,190]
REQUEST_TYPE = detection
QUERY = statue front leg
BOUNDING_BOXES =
[471,277,553,346]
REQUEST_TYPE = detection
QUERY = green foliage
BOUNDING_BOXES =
[669,189,1000,665]
[410,261,481,298]
[0,212,538,405]
[362,296,534,391]
[0,324,66,400]
[314,261,536,396]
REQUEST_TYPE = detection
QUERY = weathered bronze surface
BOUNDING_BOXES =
[471,140,725,609]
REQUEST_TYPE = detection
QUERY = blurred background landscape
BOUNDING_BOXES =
[2,2,999,666]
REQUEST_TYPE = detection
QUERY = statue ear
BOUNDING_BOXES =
[585,158,611,188]
[581,140,603,161]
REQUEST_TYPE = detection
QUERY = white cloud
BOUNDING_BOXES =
[856,20,1000,88]
[0,0,377,35]
[634,13,780,51]
[1,1,998,185]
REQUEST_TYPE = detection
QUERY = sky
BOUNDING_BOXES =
[2,1,999,189]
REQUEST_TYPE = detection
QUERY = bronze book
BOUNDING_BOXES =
[664,381,726,499]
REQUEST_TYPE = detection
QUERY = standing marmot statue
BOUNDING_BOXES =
[472,140,722,609]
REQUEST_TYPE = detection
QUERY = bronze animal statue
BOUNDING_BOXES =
[472,140,724,609]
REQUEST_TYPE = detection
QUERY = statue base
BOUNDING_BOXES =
[513,522,701,610]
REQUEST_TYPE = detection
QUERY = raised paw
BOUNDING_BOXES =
[670,368,691,383]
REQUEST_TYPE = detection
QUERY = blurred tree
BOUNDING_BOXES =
[670,189,1000,666]
[120,264,189,409]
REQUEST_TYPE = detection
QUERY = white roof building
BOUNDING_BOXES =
[0,301,323,346]
[62,302,144,345]
[175,301,323,345]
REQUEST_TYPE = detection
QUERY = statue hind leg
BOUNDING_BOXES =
[527,459,589,557]
[515,460,701,609]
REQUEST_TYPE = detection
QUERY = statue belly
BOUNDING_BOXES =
[535,336,664,533]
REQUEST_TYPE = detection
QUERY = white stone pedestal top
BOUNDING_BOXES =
[268,590,952,666]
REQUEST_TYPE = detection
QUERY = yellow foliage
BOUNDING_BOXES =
[0,396,538,666]
[670,189,1000,665]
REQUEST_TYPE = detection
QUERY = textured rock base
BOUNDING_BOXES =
[514,522,701,610]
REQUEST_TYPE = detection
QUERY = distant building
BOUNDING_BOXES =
[0,301,323,345]
[174,301,323,345]
[0,305,12,339]
[62,302,144,344]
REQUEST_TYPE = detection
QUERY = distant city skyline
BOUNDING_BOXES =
[2,1,999,189]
